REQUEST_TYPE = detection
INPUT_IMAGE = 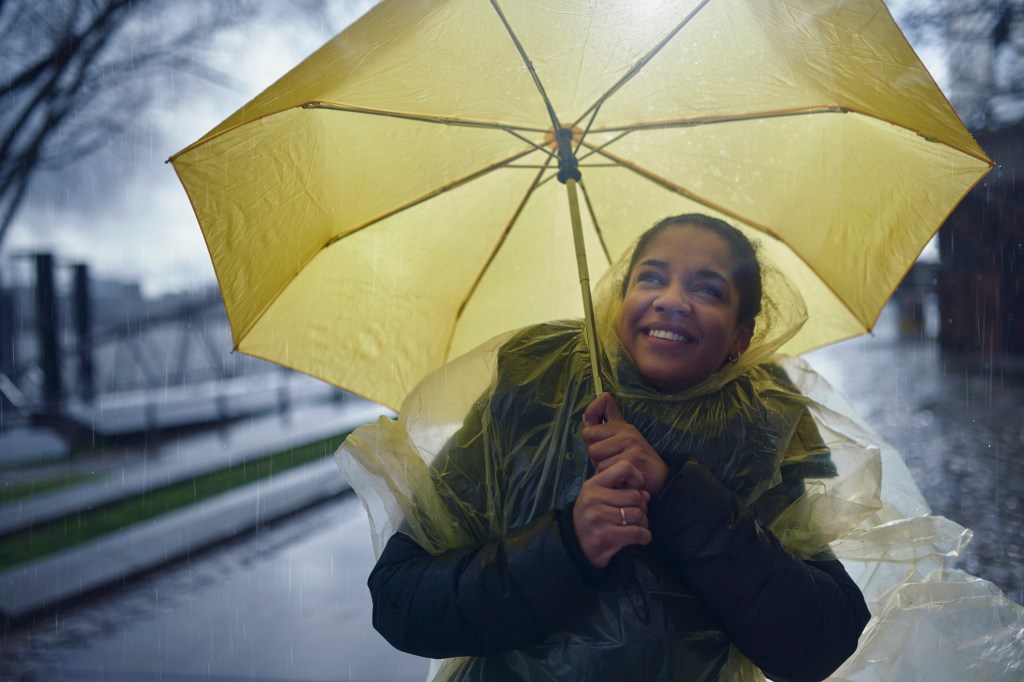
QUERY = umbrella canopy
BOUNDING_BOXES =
[171,0,991,411]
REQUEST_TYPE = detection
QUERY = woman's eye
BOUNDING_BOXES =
[697,283,723,299]
[636,271,661,284]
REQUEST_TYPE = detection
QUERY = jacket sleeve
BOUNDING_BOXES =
[368,509,597,658]
[648,460,870,682]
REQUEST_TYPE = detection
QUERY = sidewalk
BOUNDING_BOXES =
[5,494,428,682]
[0,396,391,619]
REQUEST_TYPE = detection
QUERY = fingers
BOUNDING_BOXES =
[575,474,650,527]
[588,500,649,530]
[616,504,649,528]
[583,392,623,427]
[591,458,647,492]
[582,410,670,496]
[572,480,653,569]
[583,425,643,456]
[584,478,651,513]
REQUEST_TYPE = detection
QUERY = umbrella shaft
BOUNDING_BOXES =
[565,179,603,396]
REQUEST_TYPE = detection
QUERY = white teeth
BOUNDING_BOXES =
[648,329,687,343]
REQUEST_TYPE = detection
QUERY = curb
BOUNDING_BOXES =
[0,402,386,536]
[0,458,350,620]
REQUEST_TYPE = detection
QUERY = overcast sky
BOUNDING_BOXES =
[4,2,377,297]
[3,0,945,297]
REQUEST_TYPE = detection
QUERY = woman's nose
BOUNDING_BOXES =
[653,286,692,315]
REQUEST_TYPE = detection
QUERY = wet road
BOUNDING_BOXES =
[1,304,1021,681]
[1,494,427,682]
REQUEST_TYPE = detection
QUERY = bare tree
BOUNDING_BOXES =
[0,0,330,250]
[894,0,1024,128]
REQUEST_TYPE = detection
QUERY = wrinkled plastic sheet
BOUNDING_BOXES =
[786,359,1024,682]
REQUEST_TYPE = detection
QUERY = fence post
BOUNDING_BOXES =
[35,253,62,418]
[72,264,95,402]
[0,275,14,380]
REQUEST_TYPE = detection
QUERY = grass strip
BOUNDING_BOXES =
[0,432,349,572]
[0,472,97,506]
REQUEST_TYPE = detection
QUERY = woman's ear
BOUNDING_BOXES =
[732,319,755,356]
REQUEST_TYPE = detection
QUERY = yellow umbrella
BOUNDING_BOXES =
[171,0,991,411]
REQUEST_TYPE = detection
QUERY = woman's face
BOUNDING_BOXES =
[616,224,754,392]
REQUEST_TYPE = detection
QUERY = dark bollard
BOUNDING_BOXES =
[0,285,15,380]
[277,382,290,413]
[73,264,95,402]
[34,253,62,418]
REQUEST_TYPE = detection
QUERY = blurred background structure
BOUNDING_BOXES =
[0,1,1022,680]
[898,0,1024,365]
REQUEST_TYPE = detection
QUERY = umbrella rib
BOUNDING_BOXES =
[572,0,713,130]
[578,181,613,266]
[303,102,547,132]
[511,163,618,169]
[304,102,558,160]
[321,145,540,250]
[577,131,633,163]
[574,103,604,158]
[489,0,564,133]
[592,105,851,132]
[582,141,784,243]
[303,100,544,129]
[589,106,995,166]
[443,162,552,362]
[170,103,551,161]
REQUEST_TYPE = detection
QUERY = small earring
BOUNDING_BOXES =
[728,352,740,364]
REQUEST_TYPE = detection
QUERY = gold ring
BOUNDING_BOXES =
[620,507,627,526]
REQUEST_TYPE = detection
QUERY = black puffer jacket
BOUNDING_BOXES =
[368,322,870,681]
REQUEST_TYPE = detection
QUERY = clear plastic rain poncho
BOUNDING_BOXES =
[337,242,1023,681]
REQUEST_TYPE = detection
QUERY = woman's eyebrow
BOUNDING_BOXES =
[639,258,668,269]
[695,268,728,283]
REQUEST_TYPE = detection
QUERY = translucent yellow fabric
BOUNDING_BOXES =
[171,0,992,411]
[337,243,1023,680]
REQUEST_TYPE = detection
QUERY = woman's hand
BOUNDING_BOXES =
[582,392,670,497]
[572,461,652,569]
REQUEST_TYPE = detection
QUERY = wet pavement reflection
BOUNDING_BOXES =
[1,495,426,681]
[1,305,1020,680]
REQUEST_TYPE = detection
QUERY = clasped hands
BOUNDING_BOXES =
[573,392,669,569]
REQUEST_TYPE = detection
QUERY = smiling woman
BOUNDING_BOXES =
[338,213,881,681]
[615,216,757,393]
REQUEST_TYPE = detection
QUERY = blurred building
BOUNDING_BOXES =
[909,1,1024,366]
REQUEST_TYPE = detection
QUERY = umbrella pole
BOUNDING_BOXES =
[554,127,603,396]
[564,178,604,396]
